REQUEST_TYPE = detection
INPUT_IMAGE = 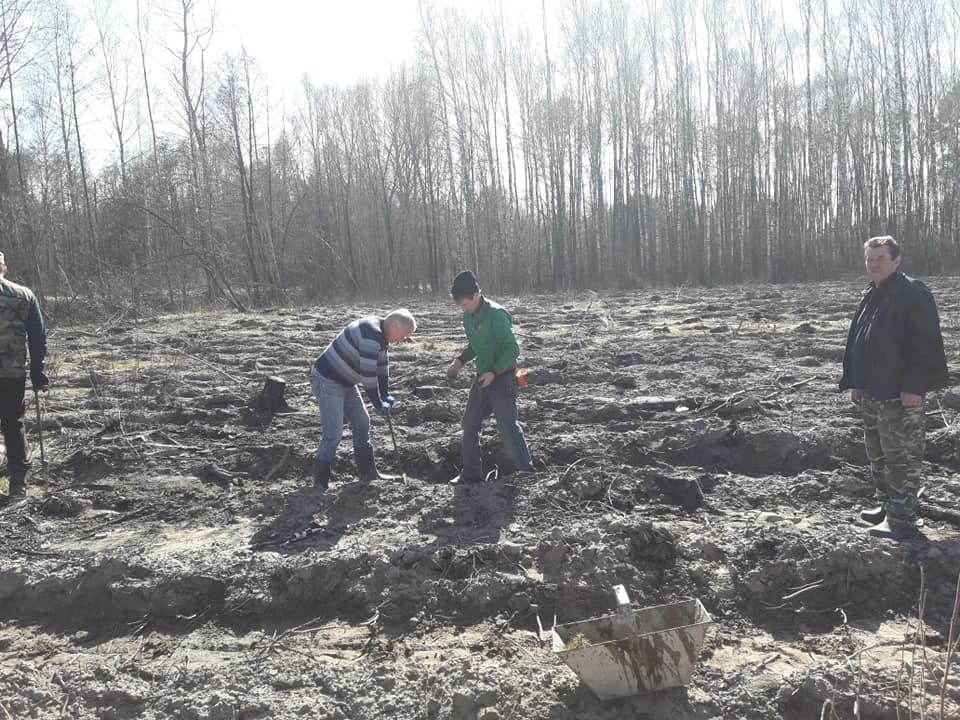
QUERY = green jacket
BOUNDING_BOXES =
[457,298,520,375]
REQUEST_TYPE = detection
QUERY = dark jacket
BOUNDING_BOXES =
[839,271,948,400]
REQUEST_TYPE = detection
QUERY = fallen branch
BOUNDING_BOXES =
[78,507,153,538]
[753,652,781,670]
[10,546,61,558]
[782,580,825,602]
[762,376,818,401]
[0,498,28,515]
[138,336,244,386]
[919,503,960,528]
[559,457,589,482]
[198,464,244,486]
[248,524,330,551]
[254,613,345,659]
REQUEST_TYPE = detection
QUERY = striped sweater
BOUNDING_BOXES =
[314,316,389,407]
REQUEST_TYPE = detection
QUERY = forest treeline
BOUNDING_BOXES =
[0,0,958,313]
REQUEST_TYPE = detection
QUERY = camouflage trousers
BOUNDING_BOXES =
[860,393,925,527]
[0,377,28,477]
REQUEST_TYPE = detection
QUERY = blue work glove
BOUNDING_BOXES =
[379,395,396,416]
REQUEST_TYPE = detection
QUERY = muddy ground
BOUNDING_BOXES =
[1,278,960,720]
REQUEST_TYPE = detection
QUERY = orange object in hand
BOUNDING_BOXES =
[516,369,527,388]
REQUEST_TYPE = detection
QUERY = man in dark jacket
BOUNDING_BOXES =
[310,309,416,490]
[839,236,948,540]
[447,270,533,484]
[0,252,48,503]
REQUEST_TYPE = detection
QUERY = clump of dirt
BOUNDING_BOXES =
[1,282,959,719]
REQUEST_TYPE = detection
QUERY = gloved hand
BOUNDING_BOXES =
[379,395,396,415]
[447,358,463,379]
[31,370,49,391]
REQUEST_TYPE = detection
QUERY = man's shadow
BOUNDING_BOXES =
[417,465,518,547]
[248,474,380,554]
[247,485,342,553]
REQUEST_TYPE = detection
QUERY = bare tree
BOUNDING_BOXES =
[0,0,959,308]
[91,0,136,186]
[0,0,38,280]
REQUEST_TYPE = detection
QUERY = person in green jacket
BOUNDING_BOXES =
[446,270,533,484]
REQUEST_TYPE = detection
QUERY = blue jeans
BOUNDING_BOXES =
[311,368,370,463]
[461,371,532,478]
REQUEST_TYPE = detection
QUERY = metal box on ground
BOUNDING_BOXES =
[551,598,712,700]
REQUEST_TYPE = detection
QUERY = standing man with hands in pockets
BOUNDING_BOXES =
[839,236,948,540]
[447,270,533,484]
[0,252,48,504]
[310,309,417,490]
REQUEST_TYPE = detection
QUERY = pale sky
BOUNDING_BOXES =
[219,1,420,92]
[215,0,544,96]
[62,0,546,168]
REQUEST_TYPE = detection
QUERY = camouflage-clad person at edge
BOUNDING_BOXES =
[0,252,48,503]
[839,236,948,540]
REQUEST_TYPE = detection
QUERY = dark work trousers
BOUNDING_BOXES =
[0,377,28,475]
[461,371,532,479]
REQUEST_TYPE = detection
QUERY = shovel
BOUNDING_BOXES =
[386,413,407,484]
[34,390,47,483]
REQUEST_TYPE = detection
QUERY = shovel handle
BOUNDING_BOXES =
[386,413,399,456]
[34,390,47,487]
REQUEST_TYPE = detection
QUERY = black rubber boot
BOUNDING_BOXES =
[354,446,374,482]
[867,518,920,540]
[449,472,483,485]
[354,446,381,482]
[313,461,332,490]
[859,506,885,524]
[2,471,26,504]
[9,475,25,497]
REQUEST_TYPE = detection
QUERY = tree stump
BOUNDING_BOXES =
[250,376,294,415]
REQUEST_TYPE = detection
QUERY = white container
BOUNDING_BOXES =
[551,598,712,699]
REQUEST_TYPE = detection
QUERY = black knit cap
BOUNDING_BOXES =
[451,270,480,300]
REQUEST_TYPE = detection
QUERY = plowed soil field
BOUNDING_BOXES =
[2,279,959,719]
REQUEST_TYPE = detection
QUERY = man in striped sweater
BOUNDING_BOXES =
[310,309,417,489]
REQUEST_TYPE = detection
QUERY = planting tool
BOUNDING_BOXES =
[385,413,407,484]
[386,412,398,455]
[34,390,47,482]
